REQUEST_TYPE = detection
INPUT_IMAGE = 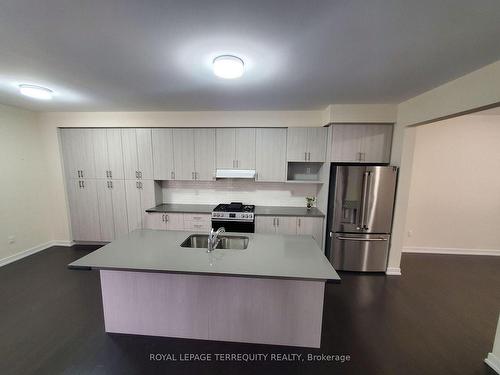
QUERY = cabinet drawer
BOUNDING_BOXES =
[184,221,211,232]
[183,213,211,223]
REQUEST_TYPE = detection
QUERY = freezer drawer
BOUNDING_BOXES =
[329,233,390,272]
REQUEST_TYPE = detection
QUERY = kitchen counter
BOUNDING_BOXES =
[146,203,325,217]
[254,206,324,217]
[145,203,215,214]
[69,229,338,282]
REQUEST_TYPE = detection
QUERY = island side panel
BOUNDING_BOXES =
[208,276,325,348]
[100,270,210,340]
[99,270,325,348]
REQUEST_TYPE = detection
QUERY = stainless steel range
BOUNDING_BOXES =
[211,202,255,233]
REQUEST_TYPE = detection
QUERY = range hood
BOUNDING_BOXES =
[215,169,256,179]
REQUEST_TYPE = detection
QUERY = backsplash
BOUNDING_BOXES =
[161,180,320,207]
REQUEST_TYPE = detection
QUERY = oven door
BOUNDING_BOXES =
[212,220,255,233]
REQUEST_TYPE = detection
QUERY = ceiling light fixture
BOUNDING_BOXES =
[213,55,244,79]
[19,84,54,100]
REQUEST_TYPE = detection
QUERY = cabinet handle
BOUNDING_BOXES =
[82,180,85,189]
[277,217,279,226]
[171,171,175,180]
[107,181,110,188]
[81,171,84,178]
[272,218,276,226]
[109,170,112,179]
[105,170,109,178]
[165,214,169,222]
[110,181,113,189]
[78,180,82,188]
[161,214,165,222]
[140,181,143,189]
[298,218,301,227]
[135,171,139,178]
[304,152,307,161]
[195,172,198,180]
[308,152,311,161]
[136,181,139,189]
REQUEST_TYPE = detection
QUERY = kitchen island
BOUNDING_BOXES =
[69,229,340,348]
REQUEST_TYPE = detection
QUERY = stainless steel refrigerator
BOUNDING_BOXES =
[326,166,398,272]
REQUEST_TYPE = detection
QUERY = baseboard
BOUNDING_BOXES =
[0,240,74,267]
[403,246,500,256]
[485,352,500,374]
[386,267,401,276]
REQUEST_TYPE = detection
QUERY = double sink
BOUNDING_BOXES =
[180,234,249,250]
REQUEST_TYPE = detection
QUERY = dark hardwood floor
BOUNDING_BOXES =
[1,246,499,375]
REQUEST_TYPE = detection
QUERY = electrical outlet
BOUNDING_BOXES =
[407,230,413,238]
[8,235,15,244]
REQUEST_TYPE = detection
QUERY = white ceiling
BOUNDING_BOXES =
[0,0,499,111]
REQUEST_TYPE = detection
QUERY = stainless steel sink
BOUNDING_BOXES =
[180,234,249,250]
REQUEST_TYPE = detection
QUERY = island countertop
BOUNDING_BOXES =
[69,229,340,282]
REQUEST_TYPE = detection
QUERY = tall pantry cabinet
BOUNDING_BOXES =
[61,128,157,242]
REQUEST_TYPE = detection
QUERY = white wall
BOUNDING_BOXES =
[0,104,51,262]
[403,115,500,254]
[161,180,319,207]
[388,59,500,273]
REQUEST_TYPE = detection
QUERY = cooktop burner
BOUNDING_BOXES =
[213,202,255,213]
[212,202,255,222]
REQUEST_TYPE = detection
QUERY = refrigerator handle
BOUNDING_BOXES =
[362,171,372,230]
[358,171,370,230]
[335,236,388,241]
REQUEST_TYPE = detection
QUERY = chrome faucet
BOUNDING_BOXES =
[207,227,225,252]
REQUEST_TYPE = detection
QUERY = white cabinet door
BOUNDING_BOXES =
[107,129,125,180]
[216,128,236,169]
[165,213,185,230]
[60,129,95,179]
[122,129,139,180]
[286,128,308,162]
[96,180,115,241]
[61,129,79,179]
[93,129,125,180]
[136,129,154,179]
[152,128,175,180]
[256,128,287,182]
[122,129,154,179]
[361,124,393,163]
[194,129,216,181]
[235,128,256,169]
[255,216,276,234]
[275,216,297,235]
[307,127,327,162]
[144,212,167,230]
[125,180,142,231]
[110,179,129,239]
[68,179,101,241]
[330,125,364,162]
[297,217,324,248]
[173,129,196,181]
[92,129,109,179]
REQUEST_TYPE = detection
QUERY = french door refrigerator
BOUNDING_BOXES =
[326,166,398,272]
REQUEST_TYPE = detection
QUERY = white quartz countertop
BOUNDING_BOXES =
[69,230,340,282]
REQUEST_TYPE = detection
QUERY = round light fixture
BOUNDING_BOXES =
[19,84,53,100]
[213,55,244,79]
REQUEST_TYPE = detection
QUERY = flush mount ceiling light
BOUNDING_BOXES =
[19,84,53,100]
[213,55,245,79]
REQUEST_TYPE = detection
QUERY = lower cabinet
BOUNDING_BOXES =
[144,212,210,231]
[255,216,324,247]
[124,180,157,232]
[96,180,129,241]
[67,179,101,242]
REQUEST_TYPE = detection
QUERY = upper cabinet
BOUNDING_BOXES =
[61,128,96,179]
[216,128,256,169]
[152,129,175,180]
[92,129,125,180]
[153,128,216,181]
[330,124,393,163]
[286,127,327,162]
[122,128,154,179]
[193,128,216,181]
[173,129,196,181]
[255,128,287,182]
